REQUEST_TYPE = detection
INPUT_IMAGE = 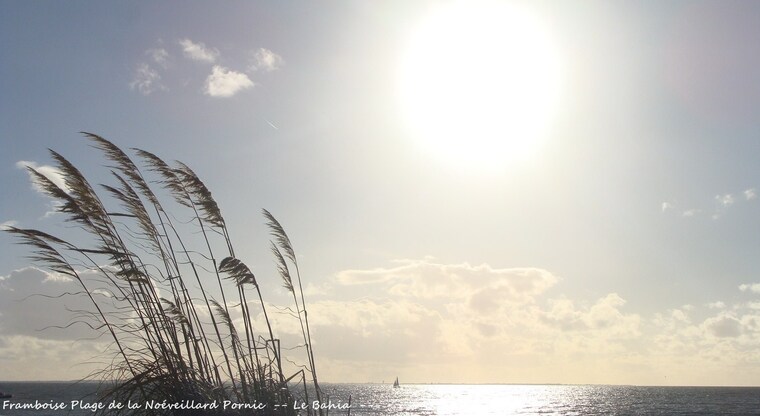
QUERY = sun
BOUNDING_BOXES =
[398,1,562,171]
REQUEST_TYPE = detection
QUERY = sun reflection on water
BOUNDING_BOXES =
[318,383,760,415]
[362,384,586,415]
[418,384,584,415]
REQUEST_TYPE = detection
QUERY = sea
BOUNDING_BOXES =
[1,382,760,415]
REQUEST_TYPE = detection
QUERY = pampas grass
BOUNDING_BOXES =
[5,134,325,415]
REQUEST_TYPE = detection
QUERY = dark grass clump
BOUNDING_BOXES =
[5,133,325,415]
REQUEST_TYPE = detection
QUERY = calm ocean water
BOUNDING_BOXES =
[1,382,759,415]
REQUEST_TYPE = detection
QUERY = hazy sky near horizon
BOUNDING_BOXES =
[4,0,760,385]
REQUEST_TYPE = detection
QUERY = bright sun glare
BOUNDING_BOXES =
[399,1,562,171]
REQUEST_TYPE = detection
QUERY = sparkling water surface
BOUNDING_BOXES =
[2,382,760,415]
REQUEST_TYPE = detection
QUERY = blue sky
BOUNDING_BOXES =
[3,0,760,384]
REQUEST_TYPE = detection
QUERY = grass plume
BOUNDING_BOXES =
[5,134,327,415]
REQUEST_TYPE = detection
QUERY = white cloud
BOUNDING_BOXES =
[661,202,673,213]
[314,259,652,383]
[328,260,760,384]
[133,41,279,98]
[130,63,165,95]
[179,38,219,63]
[745,188,757,200]
[649,303,760,381]
[204,65,254,97]
[250,48,284,72]
[9,253,760,384]
[739,283,760,294]
[15,160,68,194]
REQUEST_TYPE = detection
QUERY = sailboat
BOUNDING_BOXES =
[393,377,399,388]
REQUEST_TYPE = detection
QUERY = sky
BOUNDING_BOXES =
[3,0,760,385]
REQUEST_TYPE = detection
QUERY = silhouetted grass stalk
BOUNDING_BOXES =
[265,209,323,415]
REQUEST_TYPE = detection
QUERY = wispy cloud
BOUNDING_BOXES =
[132,40,282,98]
[180,38,219,63]
[0,220,17,230]
[716,193,735,207]
[664,187,757,220]
[130,63,166,95]
[739,283,760,294]
[265,119,279,130]
[336,259,558,304]
[713,190,757,219]
[707,301,726,309]
[146,47,169,68]
[682,209,701,218]
[15,161,69,217]
[250,48,284,72]
[204,65,254,97]
[660,201,701,217]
